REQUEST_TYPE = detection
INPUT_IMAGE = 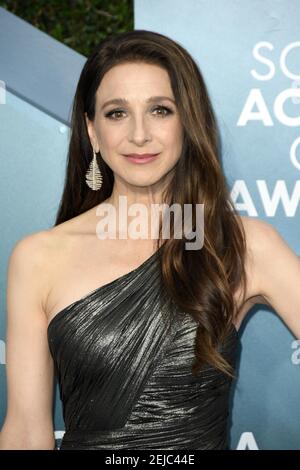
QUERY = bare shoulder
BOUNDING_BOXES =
[7,216,87,327]
[8,226,66,271]
[16,207,94,257]
[10,229,53,260]
[8,230,56,312]
[9,230,54,278]
[239,215,275,241]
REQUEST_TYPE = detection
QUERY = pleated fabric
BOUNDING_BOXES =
[47,248,239,450]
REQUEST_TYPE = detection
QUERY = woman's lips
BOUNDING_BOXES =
[123,153,160,164]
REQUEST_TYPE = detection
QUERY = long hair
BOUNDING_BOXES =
[54,30,247,378]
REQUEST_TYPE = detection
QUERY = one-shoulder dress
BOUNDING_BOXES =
[47,248,239,450]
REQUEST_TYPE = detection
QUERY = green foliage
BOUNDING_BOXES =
[0,0,134,56]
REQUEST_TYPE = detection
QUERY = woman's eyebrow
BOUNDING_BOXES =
[100,96,176,110]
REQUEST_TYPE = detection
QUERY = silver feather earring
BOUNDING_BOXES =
[85,149,103,191]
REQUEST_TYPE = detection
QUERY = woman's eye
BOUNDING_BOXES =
[105,109,125,120]
[152,105,172,116]
[105,105,173,120]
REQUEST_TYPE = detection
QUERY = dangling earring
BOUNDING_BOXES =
[85,149,103,191]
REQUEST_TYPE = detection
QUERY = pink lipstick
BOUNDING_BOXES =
[123,153,160,164]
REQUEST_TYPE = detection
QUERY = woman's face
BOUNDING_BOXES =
[85,62,183,188]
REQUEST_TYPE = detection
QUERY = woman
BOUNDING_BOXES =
[1,30,299,450]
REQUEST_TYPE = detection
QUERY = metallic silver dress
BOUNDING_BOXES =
[47,249,238,450]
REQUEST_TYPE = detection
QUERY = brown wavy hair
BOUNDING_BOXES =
[54,30,247,378]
